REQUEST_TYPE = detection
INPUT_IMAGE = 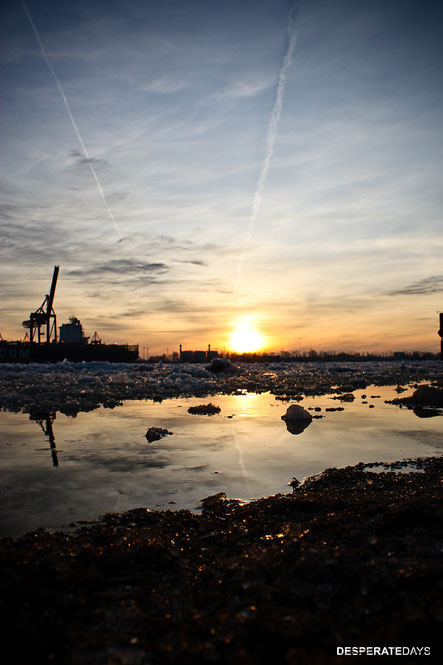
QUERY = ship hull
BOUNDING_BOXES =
[0,341,139,363]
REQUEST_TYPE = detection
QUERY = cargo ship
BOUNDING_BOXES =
[0,266,139,363]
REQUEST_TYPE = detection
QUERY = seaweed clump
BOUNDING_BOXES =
[188,403,221,415]
[0,457,442,664]
[145,427,173,442]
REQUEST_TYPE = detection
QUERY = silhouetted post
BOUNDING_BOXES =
[45,415,58,468]
[439,313,443,360]
[30,411,59,467]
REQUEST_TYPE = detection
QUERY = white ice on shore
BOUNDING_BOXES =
[0,359,442,415]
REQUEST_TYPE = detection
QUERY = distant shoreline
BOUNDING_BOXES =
[1,358,442,416]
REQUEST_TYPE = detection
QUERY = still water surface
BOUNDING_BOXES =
[1,386,442,537]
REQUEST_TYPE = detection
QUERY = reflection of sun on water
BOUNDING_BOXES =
[229,326,265,353]
[232,392,262,416]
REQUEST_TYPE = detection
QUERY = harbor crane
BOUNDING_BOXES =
[23,266,59,344]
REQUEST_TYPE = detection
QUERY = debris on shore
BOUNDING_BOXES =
[282,403,313,422]
[199,492,241,513]
[145,427,173,442]
[332,392,355,402]
[281,404,313,435]
[1,456,441,664]
[393,385,443,408]
[207,357,238,374]
[188,403,221,415]
[0,360,442,415]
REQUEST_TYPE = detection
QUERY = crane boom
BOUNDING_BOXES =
[46,266,59,315]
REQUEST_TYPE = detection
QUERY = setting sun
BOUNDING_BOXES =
[229,325,266,353]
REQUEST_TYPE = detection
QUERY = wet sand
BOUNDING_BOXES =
[1,456,441,664]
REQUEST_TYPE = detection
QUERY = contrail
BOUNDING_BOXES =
[233,4,297,295]
[230,424,251,493]
[20,0,123,239]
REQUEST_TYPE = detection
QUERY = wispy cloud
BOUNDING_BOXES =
[67,259,168,277]
[388,276,443,296]
[174,259,207,266]
[70,150,109,168]
[141,78,187,94]
[205,78,272,102]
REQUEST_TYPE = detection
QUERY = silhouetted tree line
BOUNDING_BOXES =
[226,350,440,363]
[143,350,440,363]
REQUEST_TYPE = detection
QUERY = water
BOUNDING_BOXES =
[0,386,441,537]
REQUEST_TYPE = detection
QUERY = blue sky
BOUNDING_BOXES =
[1,0,442,353]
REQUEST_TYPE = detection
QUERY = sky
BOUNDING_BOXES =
[1,0,442,355]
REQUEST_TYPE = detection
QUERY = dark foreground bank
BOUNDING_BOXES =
[1,458,442,665]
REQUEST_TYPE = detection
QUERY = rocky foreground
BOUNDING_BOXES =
[1,457,442,665]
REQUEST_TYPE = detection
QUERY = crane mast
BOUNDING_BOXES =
[22,266,59,344]
[438,312,443,359]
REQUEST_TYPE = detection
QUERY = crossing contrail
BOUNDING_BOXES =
[234,4,297,295]
[20,0,123,239]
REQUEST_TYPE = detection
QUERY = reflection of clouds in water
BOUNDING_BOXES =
[385,429,443,448]
[178,465,209,472]
[192,434,232,451]
[3,388,443,537]
[80,457,169,473]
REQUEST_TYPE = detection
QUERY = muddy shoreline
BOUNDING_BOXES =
[1,456,442,664]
